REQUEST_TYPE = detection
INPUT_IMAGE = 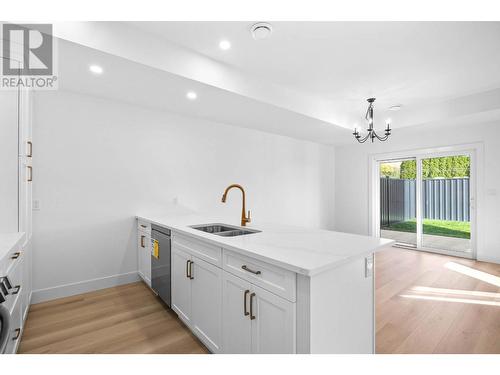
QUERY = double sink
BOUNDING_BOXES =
[190,223,261,237]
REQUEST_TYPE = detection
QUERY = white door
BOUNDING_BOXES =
[171,247,192,324]
[191,257,223,353]
[222,272,252,353]
[18,157,33,244]
[250,284,295,354]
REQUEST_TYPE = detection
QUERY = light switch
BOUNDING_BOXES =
[365,255,374,278]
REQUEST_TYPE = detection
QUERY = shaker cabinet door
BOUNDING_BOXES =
[250,283,296,354]
[191,257,223,353]
[171,247,192,325]
[221,272,252,353]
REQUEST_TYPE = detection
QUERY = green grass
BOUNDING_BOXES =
[382,219,470,239]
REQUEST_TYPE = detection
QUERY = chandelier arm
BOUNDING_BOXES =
[356,132,371,143]
[373,131,390,141]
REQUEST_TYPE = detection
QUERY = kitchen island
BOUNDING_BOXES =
[136,214,394,354]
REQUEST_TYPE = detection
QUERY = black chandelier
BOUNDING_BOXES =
[353,98,392,143]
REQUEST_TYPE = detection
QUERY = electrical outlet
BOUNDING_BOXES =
[33,199,40,211]
[365,255,374,278]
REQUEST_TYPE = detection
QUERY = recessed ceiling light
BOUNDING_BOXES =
[251,22,273,40]
[186,91,197,100]
[388,104,402,111]
[219,40,231,50]
[89,65,103,74]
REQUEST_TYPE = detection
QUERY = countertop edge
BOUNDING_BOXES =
[136,215,394,277]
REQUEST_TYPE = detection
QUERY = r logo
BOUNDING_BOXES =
[2,23,53,76]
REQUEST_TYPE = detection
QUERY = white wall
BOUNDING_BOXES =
[32,90,335,302]
[334,121,500,263]
[0,91,19,232]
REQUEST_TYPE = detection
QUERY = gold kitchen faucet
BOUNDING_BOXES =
[221,184,251,227]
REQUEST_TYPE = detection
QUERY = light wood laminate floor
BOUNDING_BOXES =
[376,248,500,353]
[18,282,208,354]
[18,248,500,354]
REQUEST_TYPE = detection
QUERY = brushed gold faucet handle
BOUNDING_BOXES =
[247,210,251,223]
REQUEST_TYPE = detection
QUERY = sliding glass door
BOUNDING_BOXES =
[379,158,417,247]
[377,151,475,258]
[420,154,472,254]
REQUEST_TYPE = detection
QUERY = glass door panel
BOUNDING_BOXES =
[379,158,417,247]
[420,155,472,254]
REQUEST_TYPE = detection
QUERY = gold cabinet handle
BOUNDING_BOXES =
[243,289,250,316]
[140,224,147,228]
[27,141,33,157]
[12,285,21,295]
[11,251,21,260]
[189,261,194,280]
[249,292,256,320]
[13,328,21,341]
[27,166,32,182]
[140,235,145,248]
[242,265,261,275]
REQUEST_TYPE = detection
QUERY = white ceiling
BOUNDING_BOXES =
[51,22,500,144]
[130,21,500,127]
[57,40,350,144]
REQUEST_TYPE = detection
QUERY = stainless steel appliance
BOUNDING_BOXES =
[151,225,171,307]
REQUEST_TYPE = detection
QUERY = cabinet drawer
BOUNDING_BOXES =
[2,257,24,314]
[223,250,296,302]
[0,246,23,276]
[4,296,23,354]
[173,234,222,267]
[137,219,151,234]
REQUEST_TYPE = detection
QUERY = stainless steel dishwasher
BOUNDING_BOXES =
[151,225,171,307]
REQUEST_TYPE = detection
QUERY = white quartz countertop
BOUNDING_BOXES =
[0,232,25,262]
[137,213,394,276]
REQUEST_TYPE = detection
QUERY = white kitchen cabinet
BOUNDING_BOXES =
[171,246,192,324]
[21,239,33,320]
[222,271,252,353]
[250,283,295,354]
[137,228,151,286]
[0,233,30,354]
[191,257,223,353]
[171,242,223,353]
[221,271,295,354]
[168,233,296,354]
[4,294,23,354]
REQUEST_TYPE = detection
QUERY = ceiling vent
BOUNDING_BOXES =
[251,22,273,40]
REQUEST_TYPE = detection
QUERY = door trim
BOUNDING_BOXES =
[369,142,484,260]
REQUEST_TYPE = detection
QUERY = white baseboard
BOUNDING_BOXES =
[477,255,500,265]
[31,271,141,304]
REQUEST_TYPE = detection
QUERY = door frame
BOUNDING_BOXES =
[369,142,484,260]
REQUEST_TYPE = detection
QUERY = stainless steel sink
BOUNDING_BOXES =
[190,223,261,237]
[216,229,260,237]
